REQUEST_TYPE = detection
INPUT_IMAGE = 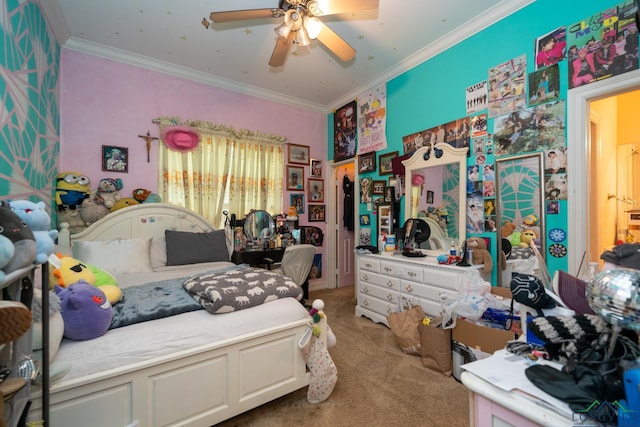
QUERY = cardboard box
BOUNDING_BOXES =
[452,286,516,354]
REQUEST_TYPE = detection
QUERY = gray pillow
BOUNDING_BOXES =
[165,229,229,266]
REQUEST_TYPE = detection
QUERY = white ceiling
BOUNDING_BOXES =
[41,0,533,112]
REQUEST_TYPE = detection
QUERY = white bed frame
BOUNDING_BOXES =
[30,203,311,427]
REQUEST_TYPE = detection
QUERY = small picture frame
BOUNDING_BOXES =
[290,193,305,214]
[311,159,322,177]
[288,144,310,165]
[426,190,434,204]
[308,204,325,222]
[360,214,370,226]
[358,152,376,173]
[372,180,386,195]
[286,165,305,190]
[308,178,325,202]
[379,151,398,176]
[102,145,128,173]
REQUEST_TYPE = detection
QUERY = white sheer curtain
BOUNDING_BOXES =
[156,117,285,227]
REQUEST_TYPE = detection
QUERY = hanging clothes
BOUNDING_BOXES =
[343,175,354,231]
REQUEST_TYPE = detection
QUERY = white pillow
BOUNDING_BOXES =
[150,236,167,269]
[73,237,153,276]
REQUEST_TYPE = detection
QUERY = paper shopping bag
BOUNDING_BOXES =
[419,317,453,376]
[386,303,425,356]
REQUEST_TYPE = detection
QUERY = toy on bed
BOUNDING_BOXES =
[132,188,161,204]
[50,253,121,304]
[31,287,70,383]
[79,197,110,226]
[55,281,113,341]
[9,199,58,264]
[300,299,337,404]
[0,200,36,273]
[110,197,139,212]
[93,178,123,210]
[55,171,91,211]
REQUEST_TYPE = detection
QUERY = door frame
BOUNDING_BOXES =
[567,68,640,274]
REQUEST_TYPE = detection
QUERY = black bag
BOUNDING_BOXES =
[510,272,556,316]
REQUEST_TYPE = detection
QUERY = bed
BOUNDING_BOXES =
[29,203,312,427]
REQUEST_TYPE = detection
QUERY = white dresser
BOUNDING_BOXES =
[355,252,479,325]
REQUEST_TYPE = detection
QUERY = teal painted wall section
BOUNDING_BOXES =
[330,0,630,282]
[0,0,60,204]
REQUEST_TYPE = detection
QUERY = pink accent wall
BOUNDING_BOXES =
[60,49,328,265]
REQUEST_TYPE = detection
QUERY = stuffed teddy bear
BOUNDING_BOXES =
[467,236,493,275]
[56,206,88,234]
[10,200,58,264]
[519,229,537,248]
[0,200,36,273]
[501,220,516,239]
[50,253,121,304]
[110,197,139,212]
[55,281,113,341]
[55,171,91,211]
[93,178,123,209]
[79,196,110,225]
[0,234,15,282]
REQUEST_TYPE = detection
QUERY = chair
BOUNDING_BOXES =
[265,244,316,302]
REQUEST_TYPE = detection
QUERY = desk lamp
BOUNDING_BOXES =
[586,268,640,422]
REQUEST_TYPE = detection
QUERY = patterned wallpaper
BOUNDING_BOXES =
[0,0,60,203]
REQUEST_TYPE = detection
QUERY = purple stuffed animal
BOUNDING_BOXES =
[56,281,113,341]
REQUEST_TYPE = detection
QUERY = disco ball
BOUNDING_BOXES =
[586,268,640,331]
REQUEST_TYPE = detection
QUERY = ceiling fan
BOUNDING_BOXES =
[208,0,379,67]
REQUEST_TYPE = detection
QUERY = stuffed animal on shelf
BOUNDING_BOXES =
[467,236,493,275]
[519,229,537,248]
[0,234,15,282]
[132,189,161,204]
[55,171,91,211]
[9,200,58,264]
[501,220,516,239]
[50,253,121,304]
[0,200,36,273]
[56,206,88,235]
[110,197,139,212]
[79,197,110,226]
[55,281,113,341]
[93,178,123,209]
[286,205,298,221]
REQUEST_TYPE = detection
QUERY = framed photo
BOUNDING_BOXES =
[379,151,398,176]
[372,180,386,195]
[308,204,325,222]
[426,190,434,204]
[358,152,376,173]
[308,178,324,202]
[360,214,370,226]
[102,145,128,173]
[288,144,310,165]
[311,159,322,177]
[286,165,305,190]
[290,193,305,214]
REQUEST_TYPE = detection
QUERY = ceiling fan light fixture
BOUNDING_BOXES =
[303,16,322,39]
[294,27,311,46]
[274,22,291,38]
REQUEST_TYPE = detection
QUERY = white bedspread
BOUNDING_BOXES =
[54,264,310,383]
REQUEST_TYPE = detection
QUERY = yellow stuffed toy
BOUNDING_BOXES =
[50,254,121,304]
[519,229,537,248]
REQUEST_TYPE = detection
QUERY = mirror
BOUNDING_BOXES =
[402,143,468,256]
[243,210,275,246]
[495,152,546,285]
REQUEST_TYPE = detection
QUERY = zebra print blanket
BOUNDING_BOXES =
[183,266,303,314]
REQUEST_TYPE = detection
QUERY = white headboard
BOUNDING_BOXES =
[58,203,217,246]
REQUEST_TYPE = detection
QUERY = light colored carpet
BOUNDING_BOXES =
[216,286,470,427]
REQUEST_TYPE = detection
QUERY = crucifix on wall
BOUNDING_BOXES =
[138,130,159,163]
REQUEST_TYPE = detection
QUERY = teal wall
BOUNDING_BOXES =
[330,0,632,281]
[0,0,60,204]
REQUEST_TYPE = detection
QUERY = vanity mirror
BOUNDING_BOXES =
[402,143,468,256]
[243,210,276,246]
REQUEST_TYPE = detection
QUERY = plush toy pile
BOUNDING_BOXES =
[0,200,36,275]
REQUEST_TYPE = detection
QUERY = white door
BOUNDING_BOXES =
[335,163,355,287]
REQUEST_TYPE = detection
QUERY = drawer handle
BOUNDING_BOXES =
[365,263,373,268]
[363,299,369,307]
[408,272,416,277]
[386,306,393,314]
[386,294,393,301]
[384,266,391,272]
[405,285,414,293]
[363,274,369,280]
[363,286,369,294]
[386,280,393,288]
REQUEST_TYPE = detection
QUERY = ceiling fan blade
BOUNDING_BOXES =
[316,23,356,62]
[269,33,294,67]
[209,8,278,23]
[310,0,378,16]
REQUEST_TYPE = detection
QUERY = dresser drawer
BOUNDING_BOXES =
[359,270,400,290]
[422,267,460,291]
[380,261,423,282]
[360,282,399,305]
[359,256,381,273]
[359,294,398,317]
[400,280,458,307]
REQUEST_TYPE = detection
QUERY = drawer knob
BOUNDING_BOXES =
[405,285,413,293]
[365,263,372,268]
[386,280,393,287]
[386,306,393,314]
[408,272,416,277]
[363,274,369,280]
[363,299,369,307]
[386,294,393,301]
[384,267,391,272]
[363,286,369,294]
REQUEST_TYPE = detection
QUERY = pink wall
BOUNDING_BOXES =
[60,48,328,263]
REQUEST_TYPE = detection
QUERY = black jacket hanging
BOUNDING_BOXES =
[343,175,354,231]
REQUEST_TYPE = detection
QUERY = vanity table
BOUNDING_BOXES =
[231,248,285,267]
[355,252,480,323]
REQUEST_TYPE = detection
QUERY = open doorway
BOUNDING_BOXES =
[568,69,640,274]
[333,163,355,288]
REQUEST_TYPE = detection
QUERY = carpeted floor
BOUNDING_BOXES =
[216,286,470,427]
